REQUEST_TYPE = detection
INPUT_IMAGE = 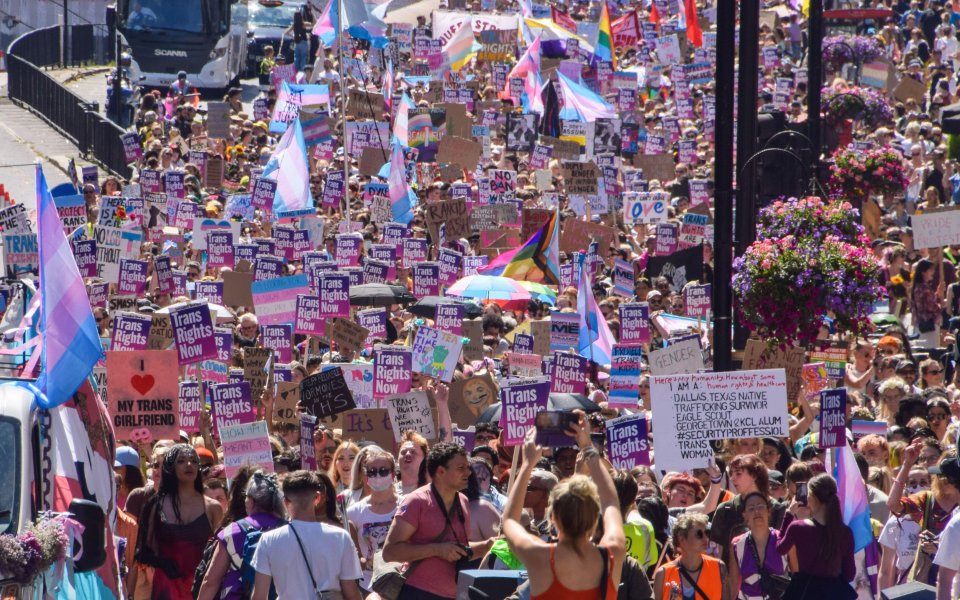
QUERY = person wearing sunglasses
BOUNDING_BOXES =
[919,358,946,389]
[926,397,952,442]
[654,512,727,600]
[345,448,398,593]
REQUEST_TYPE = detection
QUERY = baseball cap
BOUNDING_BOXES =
[115,446,140,469]
[929,457,960,482]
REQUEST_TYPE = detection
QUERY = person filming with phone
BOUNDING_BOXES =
[502,410,626,600]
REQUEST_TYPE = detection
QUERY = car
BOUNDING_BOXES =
[245,0,307,78]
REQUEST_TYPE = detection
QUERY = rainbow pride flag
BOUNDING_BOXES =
[597,2,617,70]
[479,210,560,285]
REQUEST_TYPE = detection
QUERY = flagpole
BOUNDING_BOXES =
[338,0,351,232]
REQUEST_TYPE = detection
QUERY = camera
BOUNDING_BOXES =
[454,544,474,571]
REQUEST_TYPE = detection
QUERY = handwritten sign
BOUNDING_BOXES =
[648,337,703,375]
[220,421,274,480]
[650,369,789,473]
[301,368,356,418]
[385,391,436,441]
[411,325,463,382]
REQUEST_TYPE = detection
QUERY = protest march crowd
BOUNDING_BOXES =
[16,0,960,598]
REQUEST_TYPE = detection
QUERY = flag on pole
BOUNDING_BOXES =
[556,72,617,121]
[443,21,480,71]
[576,253,615,365]
[684,0,703,47]
[480,210,560,284]
[833,443,874,552]
[387,141,415,225]
[383,58,395,111]
[313,0,338,46]
[597,1,617,70]
[35,164,103,408]
[263,118,313,214]
[501,36,542,99]
[391,93,414,147]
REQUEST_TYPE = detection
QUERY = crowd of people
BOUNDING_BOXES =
[26,0,960,597]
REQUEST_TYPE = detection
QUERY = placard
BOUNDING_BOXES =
[243,347,273,406]
[499,376,551,446]
[106,350,181,440]
[650,369,789,473]
[819,388,847,449]
[911,208,960,249]
[110,311,152,351]
[385,391,437,441]
[684,284,711,318]
[274,382,301,427]
[551,352,588,394]
[606,414,650,469]
[179,381,202,432]
[220,421,274,480]
[169,301,216,365]
[294,294,326,336]
[210,382,256,436]
[252,274,310,325]
[550,313,580,353]
[300,367,356,418]
[374,345,413,399]
[300,415,317,470]
[648,337,703,375]
[609,344,643,408]
[328,317,370,353]
[261,324,293,363]
[411,325,463,382]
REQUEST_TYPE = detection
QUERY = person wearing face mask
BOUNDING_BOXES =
[345,448,399,593]
[877,466,929,589]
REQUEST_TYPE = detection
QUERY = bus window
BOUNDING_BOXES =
[0,417,21,536]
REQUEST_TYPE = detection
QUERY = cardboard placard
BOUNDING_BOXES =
[742,339,805,402]
[562,161,601,195]
[243,347,274,406]
[425,198,470,241]
[437,136,483,170]
[300,367,357,418]
[321,408,395,450]
[328,317,370,353]
[631,153,675,182]
[274,382,301,427]
[648,337,704,375]
[448,372,498,427]
[559,220,617,254]
[106,350,181,440]
[385,390,437,441]
[893,75,927,104]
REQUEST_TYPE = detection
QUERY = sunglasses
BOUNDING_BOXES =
[366,467,393,478]
[690,529,707,539]
[928,412,948,421]
[925,369,943,375]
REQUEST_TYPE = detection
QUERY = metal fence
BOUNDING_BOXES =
[6,25,131,179]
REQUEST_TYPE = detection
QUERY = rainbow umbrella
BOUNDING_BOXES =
[446,275,531,309]
[518,281,557,305]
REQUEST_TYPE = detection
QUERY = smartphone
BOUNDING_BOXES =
[535,411,578,434]
[795,482,808,506]
[590,432,605,453]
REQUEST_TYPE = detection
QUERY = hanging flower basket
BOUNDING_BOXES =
[828,144,907,201]
[732,197,885,349]
[822,35,883,73]
[822,87,893,128]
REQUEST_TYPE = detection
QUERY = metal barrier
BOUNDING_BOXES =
[7,26,131,179]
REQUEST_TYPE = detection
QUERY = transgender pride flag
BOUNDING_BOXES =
[387,141,415,225]
[576,253,614,365]
[501,36,542,99]
[313,0,338,46]
[263,118,313,214]
[833,443,874,552]
[35,164,103,408]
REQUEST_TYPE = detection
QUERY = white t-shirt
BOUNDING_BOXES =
[878,514,921,574]
[251,520,363,598]
[934,509,960,599]
[346,498,398,589]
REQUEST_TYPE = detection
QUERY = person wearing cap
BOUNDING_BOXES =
[887,441,960,586]
[116,445,145,511]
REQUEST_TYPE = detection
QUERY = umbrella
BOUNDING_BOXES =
[445,275,531,308]
[517,281,557,305]
[407,296,483,319]
[349,283,416,307]
[476,393,601,424]
[157,301,235,321]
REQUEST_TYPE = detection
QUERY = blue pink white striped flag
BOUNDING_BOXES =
[387,141,415,225]
[833,443,874,552]
[577,253,614,364]
[556,71,617,121]
[35,164,103,408]
[502,36,542,99]
[313,0,338,46]
[263,118,313,215]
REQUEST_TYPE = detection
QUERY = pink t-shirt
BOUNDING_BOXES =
[395,485,471,599]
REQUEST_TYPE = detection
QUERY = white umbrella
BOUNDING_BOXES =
[157,301,235,321]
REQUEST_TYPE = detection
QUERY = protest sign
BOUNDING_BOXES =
[261,324,293,363]
[319,273,351,318]
[435,303,464,336]
[609,344,643,408]
[294,295,326,336]
[110,312,152,351]
[300,415,317,470]
[210,382,256,436]
[251,274,309,326]
[55,194,87,235]
[425,199,470,241]
[644,245,703,293]
[3,233,37,277]
[301,367,356,418]
[326,363,375,409]
[374,345,413,399]
[106,350,180,440]
[385,390,437,441]
[499,377,551,446]
[551,352,588,394]
[448,372,498,428]
[550,313,580,353]
[684,284,711,318]
[807,345,847,384]
[648,337,704,375]
[742,339,805,402]
[328,317,370,353]
[606,414,650,469]
[117,259,148,297]
[506,352,543,378]
[618,303,651,345]
[169,301,216,365]
[179,381,203,432]
[220,421,274,480]
[819,388,848,448]
[412,262,441,297]
[411,325,463,382]
[72,239,98,277]
[651,369,789,473]
[274,382,301,427]
[612,259,635,297]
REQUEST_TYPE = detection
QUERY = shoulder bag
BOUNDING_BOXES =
[747,532,790,600]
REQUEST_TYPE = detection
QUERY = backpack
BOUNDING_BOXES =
[235,519,282,600]
[191,529,227,599]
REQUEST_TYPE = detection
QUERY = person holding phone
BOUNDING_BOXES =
[778,473,856,599]
[501,411,626,600]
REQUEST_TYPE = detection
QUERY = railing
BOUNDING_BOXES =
[6,25,131,180]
